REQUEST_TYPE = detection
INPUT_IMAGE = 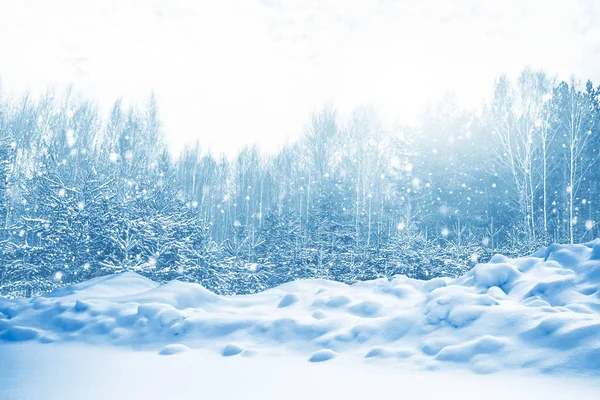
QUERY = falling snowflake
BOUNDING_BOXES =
[411,178,420,190]
[66,129,76,147]
[585,220,594,230]
[246,263,258,272]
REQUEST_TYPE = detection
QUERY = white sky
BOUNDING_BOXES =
[1,0,599,157]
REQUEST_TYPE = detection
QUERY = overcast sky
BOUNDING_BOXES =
[1,0,599,156]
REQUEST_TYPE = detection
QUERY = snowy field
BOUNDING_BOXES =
[1,241,600,398]
[2,343,599,400]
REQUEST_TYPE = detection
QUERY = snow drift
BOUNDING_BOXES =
[1,241,600,374]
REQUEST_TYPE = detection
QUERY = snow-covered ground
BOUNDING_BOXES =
[1,241,600,398]
[2,342,599,400]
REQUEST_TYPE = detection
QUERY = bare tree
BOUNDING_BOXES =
[487,69,552,240]
[552,79,597,243]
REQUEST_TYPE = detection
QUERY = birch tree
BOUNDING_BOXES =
[487,69,552,240]
[551,79,597,243]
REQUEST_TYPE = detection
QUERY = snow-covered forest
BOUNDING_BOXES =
[1,69,599,297]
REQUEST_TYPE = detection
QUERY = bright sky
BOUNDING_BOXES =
[1,0,599,157]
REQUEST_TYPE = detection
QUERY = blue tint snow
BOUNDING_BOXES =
[1,241,600,398]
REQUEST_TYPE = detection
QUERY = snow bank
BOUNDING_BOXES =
[1,240,600,374]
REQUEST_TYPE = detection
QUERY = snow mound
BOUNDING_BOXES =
[0,326,40,341]
[222,343,244,356]
[46,272,158,300]
[278,294,300,308]
[159,344,190,355]
[365,346,413,359]
[308,349,337,362]
[1,241,600,373]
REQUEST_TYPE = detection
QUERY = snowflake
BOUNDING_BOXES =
[585,220,594,230]
[246,263,258,272]
[66,129,76,147]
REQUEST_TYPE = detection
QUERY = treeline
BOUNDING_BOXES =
[1,68,599,297]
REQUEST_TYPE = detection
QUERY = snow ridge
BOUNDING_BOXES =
[1,241,600,374]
